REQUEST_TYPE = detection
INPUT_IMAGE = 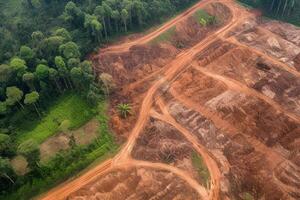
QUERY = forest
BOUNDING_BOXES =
[0,0,197,199]
[239,0,300,26]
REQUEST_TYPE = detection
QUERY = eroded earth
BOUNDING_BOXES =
[42,0,300,199]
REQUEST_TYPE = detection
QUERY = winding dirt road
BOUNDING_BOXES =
[40,0,300,199]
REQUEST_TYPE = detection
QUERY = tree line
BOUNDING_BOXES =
[239,0,300,25]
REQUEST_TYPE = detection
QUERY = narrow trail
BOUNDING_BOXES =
[150,108,221,200]
[192,64,300,123]
[227,37,300,78]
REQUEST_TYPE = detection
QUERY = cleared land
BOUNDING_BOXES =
[41,0,300,199]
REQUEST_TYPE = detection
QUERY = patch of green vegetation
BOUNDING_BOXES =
[150,26,176,44]
[193,9,217,26]
[242,192,254,200]
[14,93,95,144]
[1,100,118,200]
[192,151,210,187]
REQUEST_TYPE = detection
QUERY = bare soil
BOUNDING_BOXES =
[41,1,300,200]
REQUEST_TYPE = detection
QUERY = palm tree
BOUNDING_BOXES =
[117,103,132,118]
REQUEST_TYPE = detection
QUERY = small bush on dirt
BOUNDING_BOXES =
[117,103,132,118]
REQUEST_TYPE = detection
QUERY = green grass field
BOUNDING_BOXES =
[192,151,210,188]
[15,93,95,144]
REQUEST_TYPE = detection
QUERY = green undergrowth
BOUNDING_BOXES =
[193,9,217,26]
[1,100,118,200]
[150,26,176,44]
[192,151,210,188]
[14,93,95,144]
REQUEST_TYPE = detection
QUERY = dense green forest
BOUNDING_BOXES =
[0,0,198,199]
[239,0,300,26]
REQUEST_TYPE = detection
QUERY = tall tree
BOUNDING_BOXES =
[111,10,120,32]
[24,91,41,118]
[94,6,108,40]
[22,72,36,91]
[59,42,81,59]
[10,57,27,78]
[0,157,14,184]
[121,9,129,32]
[6,86,24,109]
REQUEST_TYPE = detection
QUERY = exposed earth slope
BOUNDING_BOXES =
[41,0,300,199]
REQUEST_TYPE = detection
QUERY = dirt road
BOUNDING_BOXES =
[40,0,300,199]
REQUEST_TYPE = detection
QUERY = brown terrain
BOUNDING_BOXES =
[40,0,300,199]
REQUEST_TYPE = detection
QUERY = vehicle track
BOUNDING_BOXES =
[40,0,298,199]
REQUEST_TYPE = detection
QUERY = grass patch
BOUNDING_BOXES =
[192,151,210,188]
[150,26,176,44]
[193,9,216,26]
[2,100,118,200]
[241,192,254,200]
[14,93,95,144]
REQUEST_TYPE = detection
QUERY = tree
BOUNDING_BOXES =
[84,14,103,42]
[22,72,35,91]
[31,31,44,49]
[10,57,27,78]
[70,67,83,90]
[6,86,24,109]
[0,64,13,84]
[17,139,39,168]
[53,28,72,42]
[67,58,80,69]
[99,73,116,96]
[0,157,14,184]
[35,64,49,80]
[63,1,85,28]
[19,46,35,63]
[55,56,71,89]
[117,103,132,118]
[0,134,12,155]
[24,91,41,118]
[121,9,129,32]
[0,102,7,115]
[94,5,108,39]
[49,68,62,93]
[111,10,120,32]
[59,42,81,59]
[102,2,113,32]
[40,36,64,59]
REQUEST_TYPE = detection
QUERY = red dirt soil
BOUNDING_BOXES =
[40,0,300,200]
